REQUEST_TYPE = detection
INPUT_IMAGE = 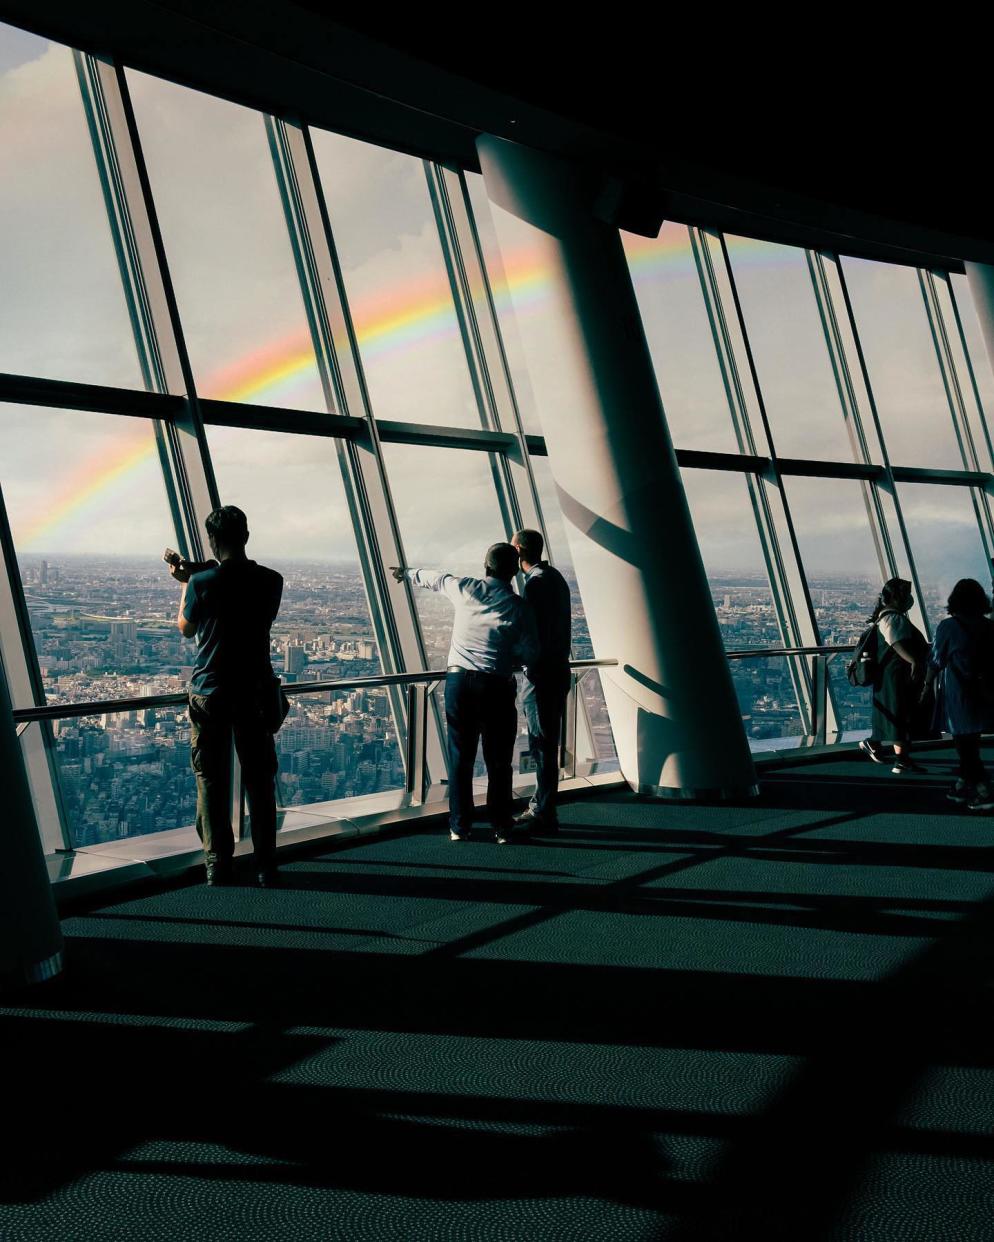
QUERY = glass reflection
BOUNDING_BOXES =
[726,235,854,462]
[312,129,480,427]
[843,256,962,468]
[0,23,142,386]
[127,70,325,411]
[625,223,740,453]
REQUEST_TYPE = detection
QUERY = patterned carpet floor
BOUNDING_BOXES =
[3,745,994,1240]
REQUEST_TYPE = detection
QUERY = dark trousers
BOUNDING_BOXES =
[189,689,279,867]
[444,669,517,833]
[954,733,987,785]
[522,673,569,823]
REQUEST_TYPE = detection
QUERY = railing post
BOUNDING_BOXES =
[810,654,829,747]
[406,682,430,805]
[561,673,579,780]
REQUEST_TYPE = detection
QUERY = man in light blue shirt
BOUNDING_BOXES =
[392,543,538,842]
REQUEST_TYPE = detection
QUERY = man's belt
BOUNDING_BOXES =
[447,665,513,681]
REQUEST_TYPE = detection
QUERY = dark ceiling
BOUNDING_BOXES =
[3,1,989,268]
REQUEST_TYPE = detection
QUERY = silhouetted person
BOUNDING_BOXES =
[511,528,572,835]
[858,577,930,774]
[392,545,538,843]
[170,506,284,886]
[925,577,994,808]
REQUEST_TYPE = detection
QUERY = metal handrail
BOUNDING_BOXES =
[10,658,619,724]
[726,644,855,660]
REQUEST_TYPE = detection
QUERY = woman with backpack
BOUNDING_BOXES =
[924,578,994,808]
[858,577,931,774]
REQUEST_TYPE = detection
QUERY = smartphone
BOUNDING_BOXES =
[163,548,182,567]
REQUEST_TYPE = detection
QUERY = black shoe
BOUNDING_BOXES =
[450,828,470,842]
[205,861,233,887]
[859,739,887,765]
[257,867,279,888]
[514,809,559,835]
[494,824,514,845]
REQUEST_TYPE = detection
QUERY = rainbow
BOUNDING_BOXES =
[18,225,783,548]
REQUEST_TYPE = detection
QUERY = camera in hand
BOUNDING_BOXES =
[163,548,216,579]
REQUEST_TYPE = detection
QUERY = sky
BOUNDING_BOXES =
[1,17,993,613]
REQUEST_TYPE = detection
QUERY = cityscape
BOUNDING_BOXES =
[16,554,944,848]
[15,555,615,847]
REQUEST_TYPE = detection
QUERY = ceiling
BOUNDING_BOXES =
[3,1,988,268]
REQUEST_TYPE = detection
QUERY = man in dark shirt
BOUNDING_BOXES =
[171,506,284,887]
[511,529,572,835]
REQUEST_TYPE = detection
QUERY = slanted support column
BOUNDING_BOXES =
[0,664,62,987]
[477,136,757,798]
[965,264,994,399]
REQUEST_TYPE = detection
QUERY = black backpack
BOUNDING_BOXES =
[846,611,896,688]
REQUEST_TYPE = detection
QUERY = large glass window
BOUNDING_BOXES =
[898,484,991,629]
[681,469,800,746]
[843,257,963,468]
[726,236,854,462]
[380,444,509,669]
[782,477,883,735]
[0,406,179,708]
[205,426,404,803]
[625,223,740,453]
[312,130,480,428]
[0,23,142,386]
[127,70,325,412]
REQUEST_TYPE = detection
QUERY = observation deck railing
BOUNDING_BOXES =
[725,644,856,747]
[11,660,620,836]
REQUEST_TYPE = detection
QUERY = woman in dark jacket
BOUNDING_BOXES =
[859,577,931,774]
[926,578,994,807]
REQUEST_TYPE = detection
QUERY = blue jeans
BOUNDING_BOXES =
[444,669,517,834]
[522,673,569,823]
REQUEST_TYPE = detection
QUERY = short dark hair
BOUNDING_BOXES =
[513,528,544,564]
[205,506,249,550]
[947,577,992,617]
[869,576,912,623]
[485,542,520,581]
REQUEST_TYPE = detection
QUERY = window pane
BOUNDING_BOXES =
[625,223,740,453]
[0,23,141,386]
[843,257,962,468]
[0,407,180,709]
[681,469,803,748]
[898,484,990,630]
[53,711,196,848]
[529,454,618,768]
[127,71,325,411]
[782,476,882,737]
[465,172,542,436]
[381,444,507,669]
[312,130,480,427]
[726,236,854,462]
[205,426,404,804]
[951,272,994,456]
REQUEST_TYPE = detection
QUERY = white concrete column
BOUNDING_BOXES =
[0,664,63,987]
[478,136,757,797]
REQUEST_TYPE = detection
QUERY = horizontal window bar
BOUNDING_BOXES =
[676,449,772,473]
[775,457,882,481]
[525,434,548,456]
[0,372,182,420]
[199,398,365,439]
[11,659,618,723]
[890,466,992,485]
[376,420,517,452]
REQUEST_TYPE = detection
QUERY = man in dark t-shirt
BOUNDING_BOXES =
[511,528,572,835]
[171,506,284,887]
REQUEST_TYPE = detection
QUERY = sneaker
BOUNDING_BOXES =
[859,739,887,765]
[892,758,927,775]
[947,780,974,805]
[256,867,279,888]
[450,828,470,842]
[968,783,994,812]
[494,825,514,845]
[205,860,233,887]
[513,809,560,835]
